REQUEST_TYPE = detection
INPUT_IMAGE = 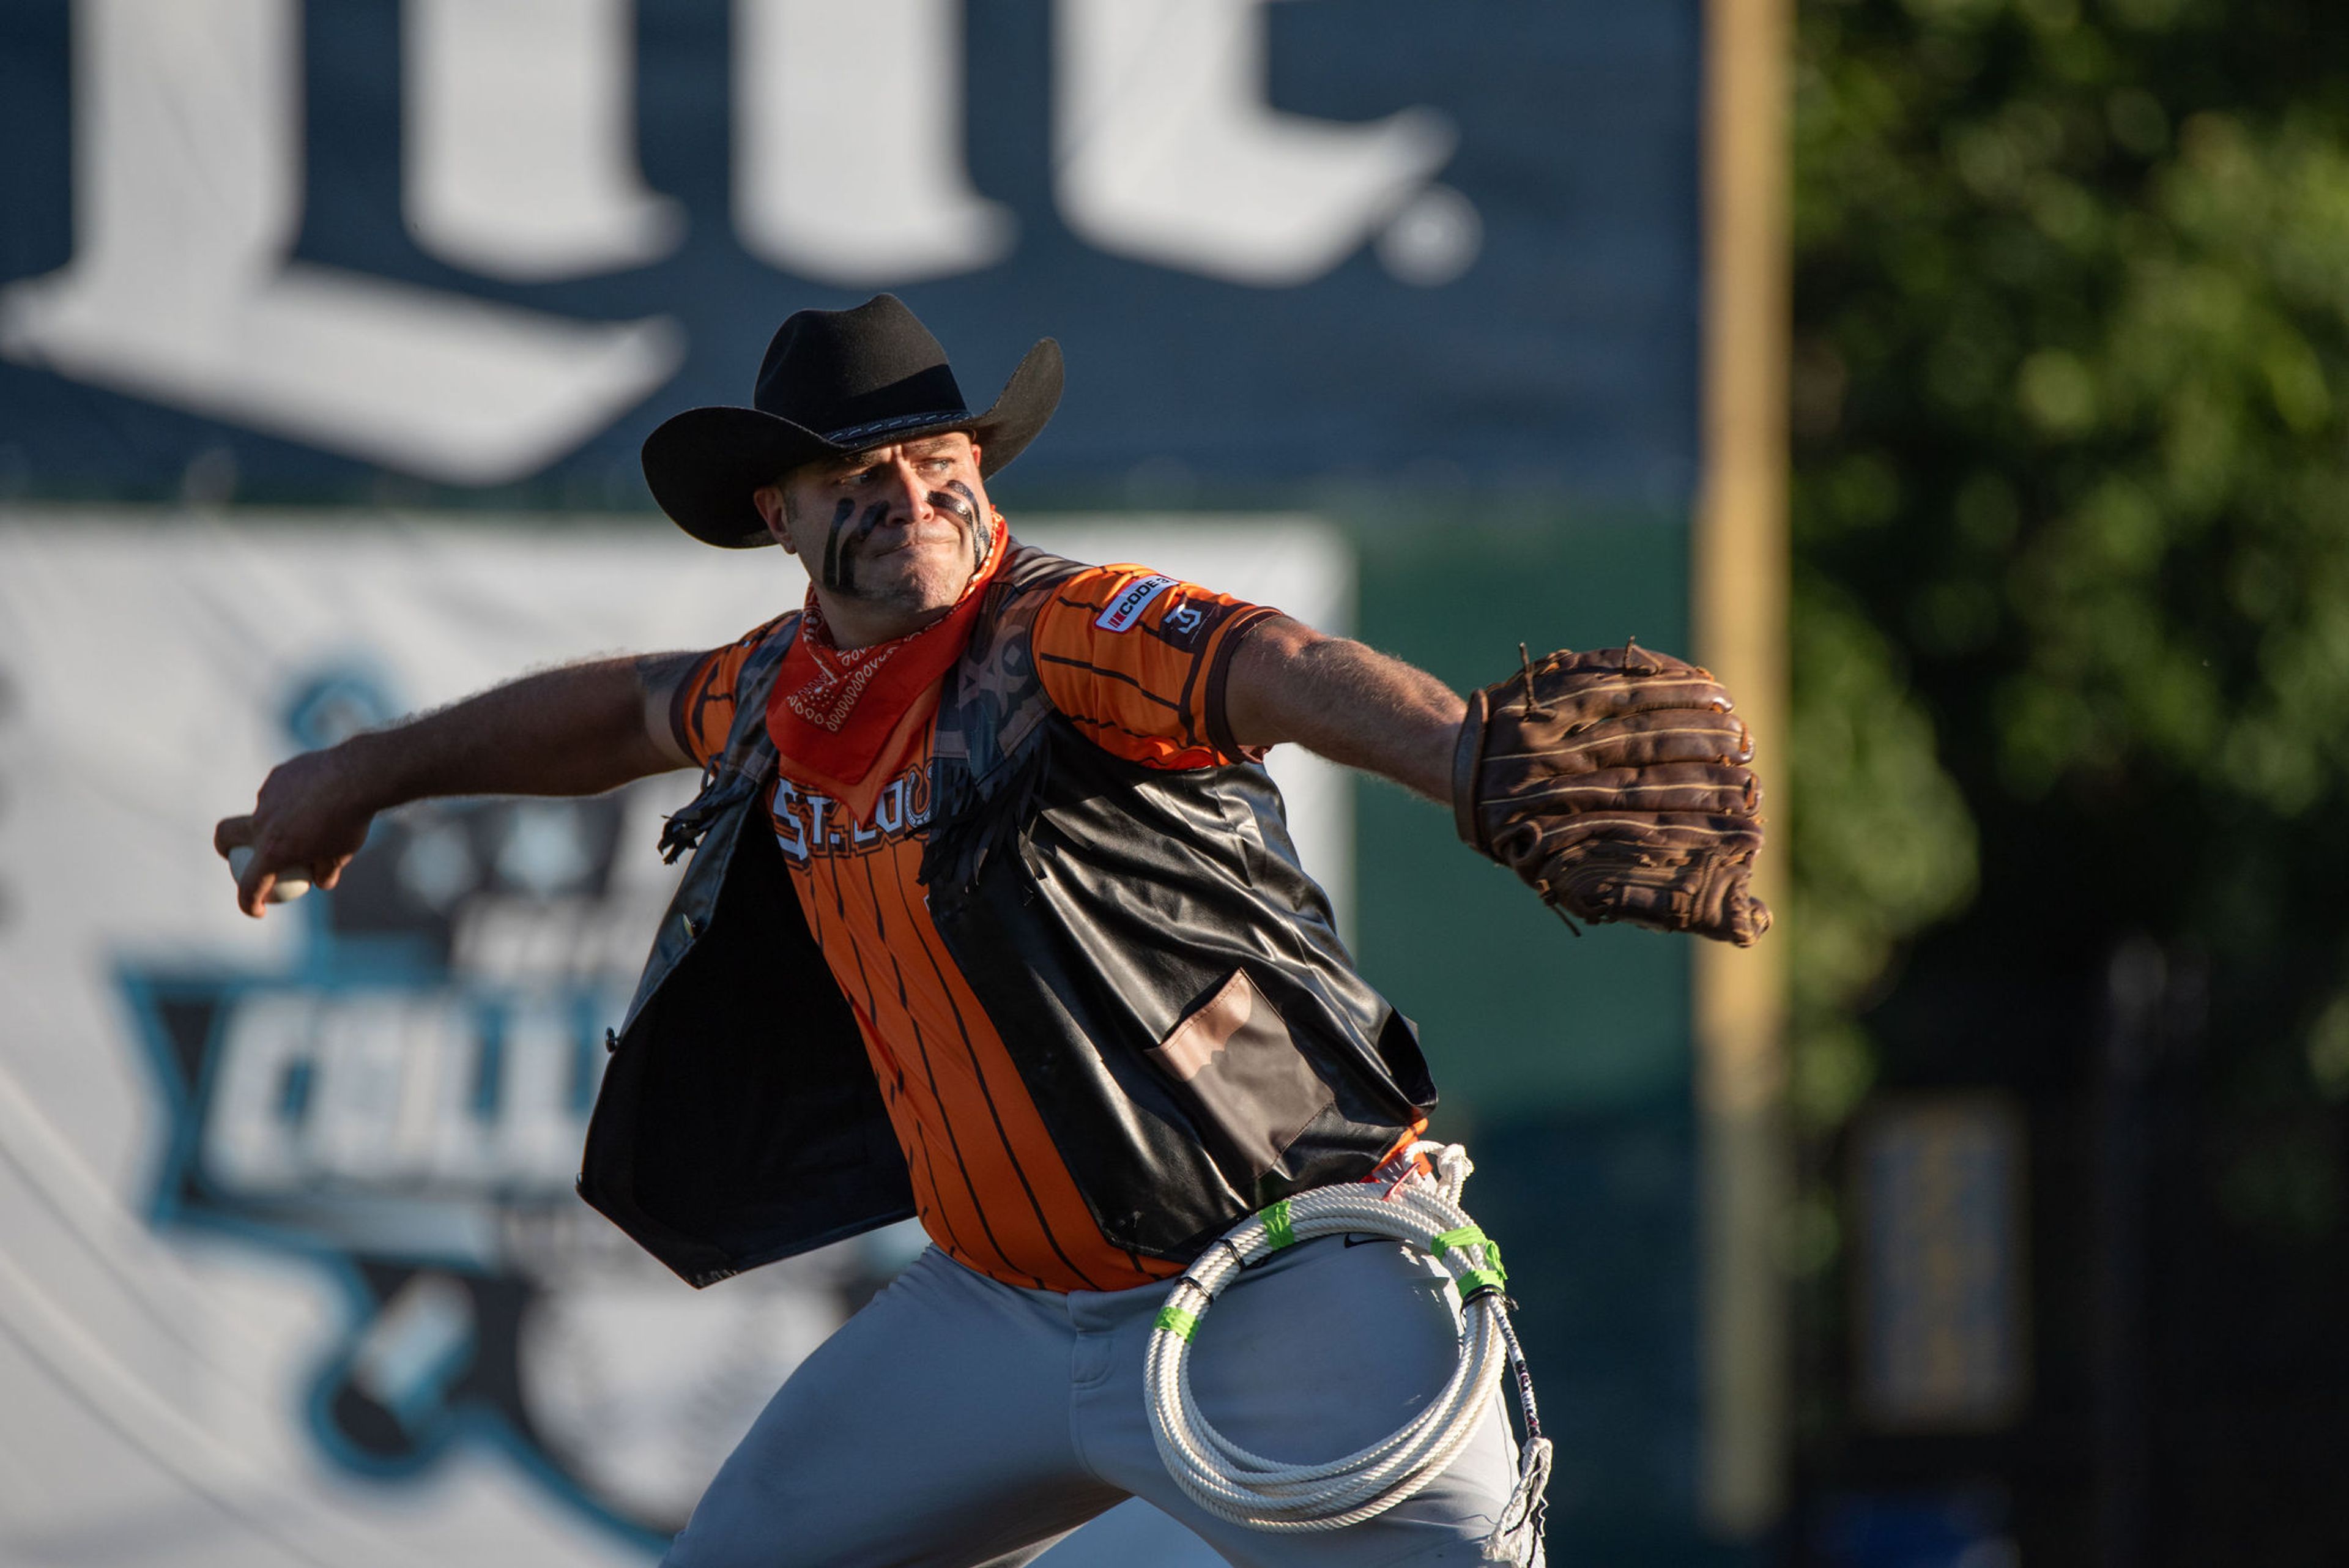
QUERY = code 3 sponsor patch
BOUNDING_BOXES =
[1094,573,1179,633]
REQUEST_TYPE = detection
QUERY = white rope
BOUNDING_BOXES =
[1143,1143,1552,1565]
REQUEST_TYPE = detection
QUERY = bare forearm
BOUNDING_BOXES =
[1223,619,1465,803]
[342,653,692,813]
[216,652,697,915]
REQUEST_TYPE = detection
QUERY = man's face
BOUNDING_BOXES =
[753,433,992,619]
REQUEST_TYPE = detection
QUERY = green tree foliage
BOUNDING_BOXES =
[1792,0,2349,1231]
[1787,575,1976,1129]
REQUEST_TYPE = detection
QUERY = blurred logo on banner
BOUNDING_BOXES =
[0,0,1701,505]
[9,516,1344,1554]
[1,0,1464,483]
[117,663,906,1544]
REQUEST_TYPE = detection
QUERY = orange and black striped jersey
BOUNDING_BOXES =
[670,559,1277,1293]
[1030,565,1279,769]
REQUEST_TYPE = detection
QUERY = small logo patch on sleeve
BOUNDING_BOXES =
[1094,573,1179,633]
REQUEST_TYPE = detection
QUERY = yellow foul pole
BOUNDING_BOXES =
[1694,0,1794,1538]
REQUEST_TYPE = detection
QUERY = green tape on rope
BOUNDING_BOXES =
[1155,1306,1200,1342]
[1457,1267,1508,1300]
[1262,1199,1296,1250]
[1431,1224,1488,1258]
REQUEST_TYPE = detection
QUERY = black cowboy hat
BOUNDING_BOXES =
[642,294,1063,548]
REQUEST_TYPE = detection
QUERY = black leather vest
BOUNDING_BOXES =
[577,545,1437,1287]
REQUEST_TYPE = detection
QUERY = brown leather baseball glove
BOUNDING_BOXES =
[1452,643,1770,946]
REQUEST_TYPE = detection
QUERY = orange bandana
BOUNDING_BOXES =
[767,510,1006,816]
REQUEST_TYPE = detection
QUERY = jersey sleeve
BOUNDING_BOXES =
[670,615,789,769]
[1031,565,1282,768]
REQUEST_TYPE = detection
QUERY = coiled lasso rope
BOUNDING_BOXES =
[1143,1142,1552,1566]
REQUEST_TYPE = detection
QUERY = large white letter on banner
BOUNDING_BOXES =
[404,0,684,281]
[1054,0,1457,287]
[733,0,1015,285]
[202,993,317,1197]
[0,0,681,485]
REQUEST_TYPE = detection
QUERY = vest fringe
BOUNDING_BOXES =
[918,737,1055,901]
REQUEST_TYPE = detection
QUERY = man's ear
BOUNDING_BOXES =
[751,484,795,551]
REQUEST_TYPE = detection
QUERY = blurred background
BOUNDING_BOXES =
[0,1,2341,1565]
[1789,2,2349,1564]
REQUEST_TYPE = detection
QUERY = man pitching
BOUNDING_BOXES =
[217,295,1764,1567]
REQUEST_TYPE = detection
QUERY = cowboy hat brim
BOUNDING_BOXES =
[642,338,1064,549]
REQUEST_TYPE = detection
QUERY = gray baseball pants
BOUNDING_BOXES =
[661,1232,1537,1567]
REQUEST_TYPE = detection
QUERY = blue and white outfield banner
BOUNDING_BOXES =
[0,0,1700,504]
[0,511,1347,1566]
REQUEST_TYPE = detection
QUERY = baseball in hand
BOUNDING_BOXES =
[227,845,312,903]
